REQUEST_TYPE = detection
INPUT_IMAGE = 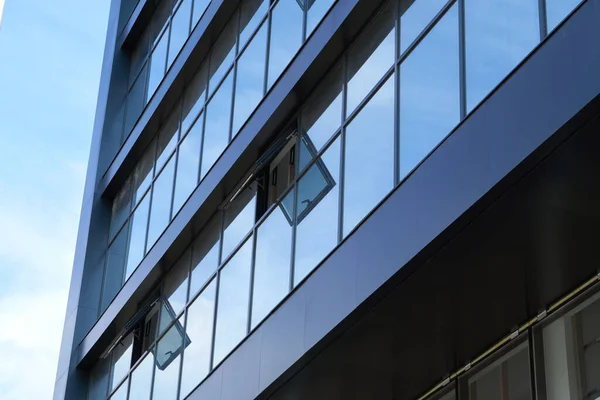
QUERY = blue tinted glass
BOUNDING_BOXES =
[173,115,202,213]
[222,185,256,260]
[181,62,208,135]
[168,0,192,67]
[108,378,128,400]
[102,223,129,311]
[208,18,237,95]
[399,4,460,179]
[213,238,253,365]
[251,188,294,328]
[148,27,169,100]
[343,76,395,237]
[190,215,220,297]
[546,0,582,32]
[152,317,185,400]
[239,0,268,48]
[267,0,303,88]
[192,0,211,27]
[125,64,148,136]
[125,193,150,279]
[110,178,132,241]
[111,334,133,391]
[128,352,153,400]
[307,0,335,36]
[201,72,233,178]
[147,156,176,247]
[400,0,448,53]
[465,0,539,112]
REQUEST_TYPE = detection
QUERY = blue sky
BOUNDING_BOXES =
[0,0,109,398]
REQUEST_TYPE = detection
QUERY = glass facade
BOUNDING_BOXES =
[88,0,589,398]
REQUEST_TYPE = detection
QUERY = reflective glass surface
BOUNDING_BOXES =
[465,0,539,112]
[233,23,267,136]
[125,66,148,136]
[168,0,192,67]
[181,63,208,134]
[125,193,150,279]
[173,115,203,213]
[148,27,169,99]
[201,72,233,178]
[251,189,294,327]
[347,4,395,115]
[546,0,582,32]
[128,352,153,400]
[294,137,340,285]
[147,155,175,247]
[400,0,448,53]
[399,4,460,179]
[180,280,216,398]
[213,238,253,364]
[208,19,237,94]
[307,0,335,36]
[110,179,132,241]
[152,318,186,400]
[163,250,190,317]
[111,334,133,391]
[133,140,156,205]
[190,216,221,297]
[343,76,395,237]
[239,0,268,48]
[192,0,211,27]
[155,106,180,172]
[267,0,303,88]
[222,186,256,260]
[102,224,129,312]
[108,379,128,400]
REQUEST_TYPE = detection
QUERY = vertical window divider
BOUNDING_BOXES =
[208,213,225,371]
[338,55,348,243]
[197,92,208,181]
[457,0,467,120]
[302,0,308,42]
[125,372,132,399]
[229,10,242,143]
[289,128,300,291]
[264,5,273,95]
[247,225,259,334]
[537,0,548,40]
[527,328,538,400]
[175,308,187,400]
[148,343,157,400]
[393,0,400,187]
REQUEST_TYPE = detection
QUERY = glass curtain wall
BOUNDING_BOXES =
[90,0,588,398]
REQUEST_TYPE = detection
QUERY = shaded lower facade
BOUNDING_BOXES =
[55,0,600,399]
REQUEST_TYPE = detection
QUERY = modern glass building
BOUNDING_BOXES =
[54,0,600,399]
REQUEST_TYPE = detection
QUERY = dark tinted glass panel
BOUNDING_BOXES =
[267,0,303,88]
[400,0,447,53]
[208,18,237,94]
[343,76,395,237]
[125,193,150,279]
[110,178,133,241]
[232,22,267,136]
[180,280,216,398]
[399,4,460,179]
[251,189,294,327]
[201,72,233,178]
[465,0,539,112]
[546,0,582,32]
[147,155,175,247]
[294,137,340,285]
[190,215,221,297]
[181,62,208,134]
[346,2,395,115]
[168,0,192,67]
[173,114,202,213]
[148,27,169,100]
[213,238,252,365]
[124,65,148,136]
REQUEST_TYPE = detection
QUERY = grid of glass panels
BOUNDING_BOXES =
[99,0,338,315]
[90,0,587,398]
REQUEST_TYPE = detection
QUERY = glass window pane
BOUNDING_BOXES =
[251,189,293,328]
[152,318,186,400]
[343,76,394,237]
[125,64,148,136]
[110,178,133,241]
[163,249,190,318]
[108,378,128,400]
[155,105,180,172]
[180,280,216,398]
[222,184,256,260]
[239,0,268,48]
[125,193,151,279]
[306,0,335,36]
[465,0,539,112]
[299,64,342,170]
[148,27,169,101]
[173,114,203,213]
[400,0,448,53]
[208,17,237,94]
[346,3,395,115]
[181,62,208,135]
[232,22,267,136]
[294,137,340,285]
[399,4,460,179]
[546,0,582,32]
[190,215,221,297]
[128,352,153,400]
[168,0,192,68]
[468,342,532,400]
[192,0,211,27]
[147,155,176,247]
[111,333,133,391]
[213,237,253,365]
[130,30,151,85]
[150,0,173,47]
[101,223,129,311]
[133,139,156,205]
[201,72,233,178]
[267,0,303,88]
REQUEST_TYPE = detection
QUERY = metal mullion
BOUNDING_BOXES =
[229,59,238,143]
[458,0,467,119]
[148,343,157,400]
[302,0,308,42]
[264,4,272,95]
[289,123,300,291]
[394,0,400,187]
[196,103,207,183]
[247,228,258,334]
[338,55,347,243]
[208,214,225,371]
[175,306,187,400]
[538,0,548,40]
